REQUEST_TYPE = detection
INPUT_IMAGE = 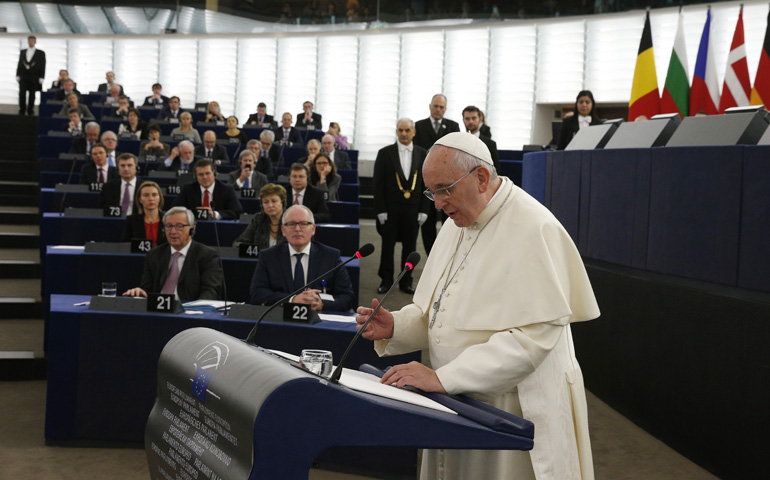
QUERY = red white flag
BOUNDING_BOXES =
[719,7,752,112]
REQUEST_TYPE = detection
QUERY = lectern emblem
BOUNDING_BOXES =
[191,341,230,402]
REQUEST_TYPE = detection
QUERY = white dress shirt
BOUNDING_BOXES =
[397,142,413,177]
[288,242,312,285]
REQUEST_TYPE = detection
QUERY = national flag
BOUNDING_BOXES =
[629,11,660,121]
[661,12,690,118]
[719,7,751,112]
[750,8,770,106]
[690,9,720,115]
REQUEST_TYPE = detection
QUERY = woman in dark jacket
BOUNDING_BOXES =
[232,183,287,249]
[122,181,166,245]
[557,90,602,150]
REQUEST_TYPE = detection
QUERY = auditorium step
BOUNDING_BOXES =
[0,297,43,319]
[0,160,38,182]
[0,249,41,278]
[0,225,40,248]
[0,113,38,161]
[0,319,46,381]
[0,206,38,225]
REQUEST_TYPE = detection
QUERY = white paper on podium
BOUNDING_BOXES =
[51,245,86,250]
[318,313,357,323]
[266,350,456,414]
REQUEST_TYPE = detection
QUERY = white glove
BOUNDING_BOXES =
[16,76,20,82]
[417,213,428,225]
[377,213,388,225]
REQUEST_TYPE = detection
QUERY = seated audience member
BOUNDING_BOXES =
[122,207,223,302]
[245,139,270,179]
[111,95,131,119]
[104,84,124,106]
[79,143,116,184]
[195,130,230,165]
[51,69,71,90]
[100,131,120,167]
[204,101,225,123]
[245,102,274,127]
[58,92,94,119]
[157,96,185,122]
[321,133,351,169]
[249,205,354,312]
[326,122,348,150]
[118,108,148,140]
[310,152,341,201]
[233,183,286,248]
[54,79,81,102]
[97,71,123,95]
[139,123,170,163]
[70,122,100,155]
[295,100,323,130]
[228,150,268,192]
[98,153,140,216]
[557,90,601,150]
[258,130,280,178]
[122,181,167,245]
[160,140,198,172]
[299,139,321,168]
[285,163,330,223]
[172,159,243,220]
[170,112,202,143]
[219,116,248,144]
[65,108,85,137]
[143,83,169,107]
[274,112,304,147]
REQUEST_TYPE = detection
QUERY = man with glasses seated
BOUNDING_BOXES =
[247,136,275,180]
[249,205,355,312]
[123,207,223,302]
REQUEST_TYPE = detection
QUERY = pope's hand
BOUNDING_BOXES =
[381,361,446,393]
[355,298,394,340]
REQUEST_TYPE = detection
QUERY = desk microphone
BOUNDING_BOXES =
[209,201,229,312]
[244,243,375,345]
[58,154,83,215]
[329,251,420,383]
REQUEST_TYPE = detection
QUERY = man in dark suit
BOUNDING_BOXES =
[79,143,117,185]
[246,102,274,128]
[160,140,199,172]
[373,118,429,294]
[98,153,140,216]
[274,112,304,147]
[54,79,81,102]
[157,96,185,123]
[295,100,323,130]
[143,83,169,107]
[249,205,355,312]
[285,163,330,223]
[172,159,243,220]
[70,122,101,155]
[414,94,461,255]
[195,131,230,165]
[97,71,124,95]
[16,36,46,116]
[321,134,351,170]
[247,136,276,180]
[228,150,268,192]
[123,207,223,302]
[462,105,500,172]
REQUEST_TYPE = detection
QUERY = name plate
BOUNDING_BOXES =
[196,209,209,220]
[283,302,320,324]
[238,243,259,258]
[147,293,183,313]
[144,154,157,163]
[240,188,256,198]
[89,182,104,192]
[166,185,181,195]
[104,205,122,217]
[131,238,153,253]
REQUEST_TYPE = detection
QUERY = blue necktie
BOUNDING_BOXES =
[293,253,305,291]
[244,175,250,189]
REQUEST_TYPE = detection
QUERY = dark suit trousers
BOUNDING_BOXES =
[19,78,38,114]
[378,205,418,287]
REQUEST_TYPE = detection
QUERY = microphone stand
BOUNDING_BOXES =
[58,154,81,215]
[209,201,229,313]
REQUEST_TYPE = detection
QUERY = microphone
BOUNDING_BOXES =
[328,251,420,383]
[244,243,375,344]
[58,154,83,215]
[208,201,229,312]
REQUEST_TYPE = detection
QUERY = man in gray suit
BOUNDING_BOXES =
[228,150,268,192]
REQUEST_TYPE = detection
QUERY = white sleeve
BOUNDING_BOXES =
[436,322,564,396]
[374,304,429,357]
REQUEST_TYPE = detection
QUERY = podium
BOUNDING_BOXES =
[145,328,535,480]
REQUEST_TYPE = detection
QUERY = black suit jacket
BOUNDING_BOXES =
[70,137,92,155]
[157,106,186,121]
[557,115,603,150]
[143,95,170,107]
[79,163,117,184]
[285,185,330,223]
[329,150,351,170]
[273,126,304,146]
[55,89,81,102]
[140,240,223,302]
[413,117,461,151]
[17,49,46,88]
[295,112,323,130]
[121,212,167,246]
[194,144,230,164]
[98,178,142,214]
[256,146,278,179]
[249,241,355,312]
[477,134,501,172]
[98,83,124,94]
[373,143,429,215]
[227,169,268,192]
[172,180,244,220]
[245,113,274,127]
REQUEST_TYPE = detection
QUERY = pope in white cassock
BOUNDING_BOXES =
[356,132,600,480]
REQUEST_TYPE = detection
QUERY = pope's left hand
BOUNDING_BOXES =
[380,361,446,393]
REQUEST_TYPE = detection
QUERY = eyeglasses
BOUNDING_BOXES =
[283,221,314,229]
[164,223,191,231]
[423,166,480,202]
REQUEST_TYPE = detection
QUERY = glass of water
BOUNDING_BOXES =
[299,349,333,377]
[101,282,117,297]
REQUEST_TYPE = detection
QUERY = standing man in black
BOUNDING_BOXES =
[462,105,500,172]
[373,118,428,294]
[16,36,46,116]
[413,94,460,254]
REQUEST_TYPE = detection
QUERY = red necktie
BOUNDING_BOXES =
[293,192,299,205]
[203,189,210,208]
